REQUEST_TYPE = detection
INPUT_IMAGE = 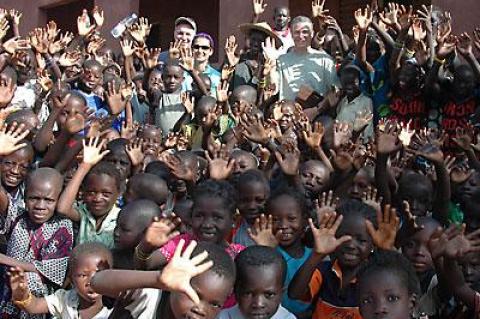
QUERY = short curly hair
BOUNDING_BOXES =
[193,180,237,216]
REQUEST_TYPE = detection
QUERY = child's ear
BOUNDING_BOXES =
[408,293,417,312]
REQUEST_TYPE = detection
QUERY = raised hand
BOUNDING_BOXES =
[354,7,372,31]
[457,32,473,57]
[473,28,480,52]
[82,136,109,166]
[274,141,300,176]
[253,0,267,17]
[129,17,152,44]
[158,240,213,304]
[0,77,16,108]
[310,211,351,255]
[2,36,30,54]
[201,106,220,130]
[179,47,194,72]
[240,113,270,145]
[205,144,235,180]
[216,80,230,103]
[139,215,181,254]
[397,5,414,31]
[452,126,474,151]
[9,9,22,26]
[412,19,427,42]
[362,186,383,213]
[164,154,196,182]
[86,36,106,55]
[92,6,105,28]
[436,12,452,45]
[302,121,324,150]
[376,120,401,155]
[224,35,239,66]
[353,110,373,133]
[126,139,145,167]
[261,37,280,61]
[312,0,329,18]
[427,224,462,260]
[221,64,235,81]
[8,267,29,303]
[77,9,95,36]
[379,3,400,31]
[333,121,351,149]
[0,17,9,41]
[248,214,278,247]
[0,123,29,156]
[29,28,49,54]
[105,81,127,115]
[49,32,74,55]
[121,39,135,57]
[398,120,415,146]
[142,48,161,69]
[169,40,182,60]
[437,34,457,59]
[46,20,59,42]
[314,191,339,223]
[58,50,82,67]
[366,204,399,250]
[416,5,433,33]
[181,92,195,114]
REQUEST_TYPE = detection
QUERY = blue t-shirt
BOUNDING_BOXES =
[182,64,221,96]
[76,90,125,132]
[277,246,312,315]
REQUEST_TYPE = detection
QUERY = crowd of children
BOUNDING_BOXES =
[0,0,480,318]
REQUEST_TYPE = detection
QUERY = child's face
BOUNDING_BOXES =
[271,195,306,248]
[58,98,86,129]
[397,64,418,91]
[26,179,62,224]
[113,210,142,250]
[71,254,111,304]
[398,183,432,217]
[170,271,232,319]
[340,71,360,99]
[349,170,372,200]
[162,66,184,93]
[459,251,480,291]
[278,103,295,131]
[0,148,33,189]
[359,270,414,319]
[336,215,373,268]
[194,101,214,124]
[237,181,267,225]
[401,222,436,273]
[299,162,329,199]
[140,127,163,155]
[83,174,119,218]
[191,196,232,244]
[237,264,284,319]
[232,154,257,175]
[81,65,103,93]
[105,150,131,181]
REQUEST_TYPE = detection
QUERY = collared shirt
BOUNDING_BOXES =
[307,260,362,319]
[76,203,120,249]
[45,289,112,319]
[217,304,296,319]
[336,93,374,138]
[277,47,340,101]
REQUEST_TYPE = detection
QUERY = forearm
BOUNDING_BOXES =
[375,154,392,204]
[0,254,37,273]
[288,253,324,301]
[12,24,19,37]
[56,162,91,221]
[54,138,83,172]
[357,30,374,73]
[189,69,209,96]
[124,56,133,84]
[125,101,133,127]
[44,53,62,80]
[371,21,395,51]
[465,148,480,171]
[432,163,450,225]
[465,52,480,82]
[91,269,160,298]
[314,146,334,172]
[39,130,72,167]
[444,257,476,309]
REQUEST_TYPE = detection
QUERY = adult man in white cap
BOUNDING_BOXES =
[158,17,197,64]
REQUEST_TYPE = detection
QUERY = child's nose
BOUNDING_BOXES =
[251,295,266,308]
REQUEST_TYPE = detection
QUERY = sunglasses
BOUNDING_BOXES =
[192,44,211,50]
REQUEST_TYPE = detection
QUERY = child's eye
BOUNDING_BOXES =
[387,295,400,302]
[361,297,371,304]
[265,292,276,299]
[209,302,222,309]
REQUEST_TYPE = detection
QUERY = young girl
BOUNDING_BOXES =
[57,137,121,249]
[233,169,270,247]
[8,242,114,319]
[357,249,421,319]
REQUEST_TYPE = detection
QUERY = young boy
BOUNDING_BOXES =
[123,173,169,208]
[8,242,114,319]
[218,245,296,319]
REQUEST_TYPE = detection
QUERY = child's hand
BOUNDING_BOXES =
[86,36,106,55]
[2,36,30,55]
[128,17,151,44]
[456,32,473,57]
[48,32,74,55]
[216,81,230,103]
[366,204,399,250]
[397,5,413,31]
[140,216,181,253]
[92,6,104,28]
[82,136,109,166]
[443,226,480,259]
[0,77,16,108]
[399,201,423,240]
[181,92,195,115]
[77,9,95,36]
[58,50,82,67]
[126,139,145,167]
[452,126,474,151]
[436,34,457,60]
[353,110,373,133]
[309,211,351,256]
[379,3,400,31]
[240,113,270,145]
[248,214,278,247]
[224,35,239,66]
[164,154,196,182]
[8,9,22,26]
[354,7,372,31]
[0,17,9,41]
[201,106,221,130]
[362,186,383,213]
[158,239,213,304]
[314,191,339,223]
[7,267,29,302]
[169,40,182,60]
[105,81,127,115]
[142,47,161,69]
[0,123,29,156]
[333,121,351,150]
[253,0,267,17]
[205,144,235,181]
[29,28,49,54]
[275,141,300,176]
[427,224,461,260]
[221,64,235,81]
[398,121,415,146]
[179,47,194,72]
[120,39,135,58]
[416,5,433,33]
[302,121,324,150]
[376,120,401,155]
[311,0,328,18]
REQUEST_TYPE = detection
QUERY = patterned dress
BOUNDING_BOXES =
[0,201,73,319]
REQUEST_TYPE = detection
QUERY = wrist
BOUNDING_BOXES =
[13,291,32,307]
[135,243,153,261]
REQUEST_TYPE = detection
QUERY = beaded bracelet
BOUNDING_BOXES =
[134,244,152,261]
